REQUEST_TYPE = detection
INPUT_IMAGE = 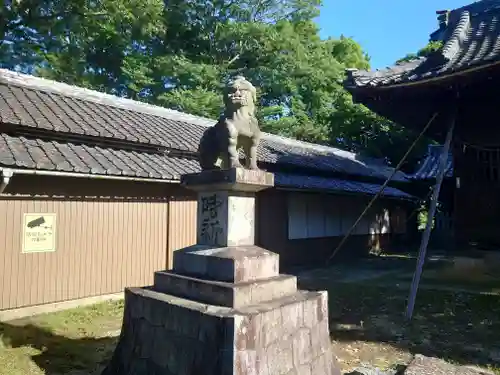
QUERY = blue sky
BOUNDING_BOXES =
[317,0,472,69]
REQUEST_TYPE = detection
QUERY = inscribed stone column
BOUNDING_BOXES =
[188,168,273,247]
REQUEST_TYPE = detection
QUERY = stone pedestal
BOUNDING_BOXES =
[102,168,341,375]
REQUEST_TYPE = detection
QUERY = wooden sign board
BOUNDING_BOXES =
[22,213,57,253]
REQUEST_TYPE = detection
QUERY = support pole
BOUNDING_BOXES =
[405,110,456,320]
[326,112,439,264]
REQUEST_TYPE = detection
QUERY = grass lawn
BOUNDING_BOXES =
[364,261,500,294]
[0,300,124,375]
[299,277,500,374]
[394,268,500,294]
[1,278,500,375]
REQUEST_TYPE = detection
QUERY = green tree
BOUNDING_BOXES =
[3,0,430,170]
[154,19,371,144]
[330,40,442,171]
[396,40,444,64]
[0,0,105,71]
[327,93,431,171]
[35,0,165,99]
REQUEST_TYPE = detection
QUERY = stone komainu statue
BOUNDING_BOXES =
[198,76,262,171]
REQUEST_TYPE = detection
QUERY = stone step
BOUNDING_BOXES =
[173,244,279,283]
[154,270,297,308]
[102,286,341,375]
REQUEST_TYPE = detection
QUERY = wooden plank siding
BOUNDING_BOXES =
[0,197,169,310]
[0,173,411,311]
[257,189,410,269]
[167,197,197,269]
[0,174,199,312]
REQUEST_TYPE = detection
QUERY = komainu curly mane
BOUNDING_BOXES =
[198,76,262,171]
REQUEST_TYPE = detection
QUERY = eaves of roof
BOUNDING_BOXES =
[344,0,500,90]
[408,145,454,180]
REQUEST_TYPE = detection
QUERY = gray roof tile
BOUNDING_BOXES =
[409,145,453,180]
[0,134,15,165]
[0,85,37,126]
[5,135,34,167]
[71,143,107,174]
[82,144,121,175]
[25,137,55,169]
[274,173,414,199]
[61,95,106,137]
[16,88,56,130]
[0,133,201,179]
[345,1,500,88]
[40,141,72,171]
[41,91,85,134]
[0,132,414,199]
[0,69,408,183]
[134,152,167,178]
[0,89,20,125]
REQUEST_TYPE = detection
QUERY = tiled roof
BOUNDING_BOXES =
[409,145,454,180]
[0,69,408,182]
[0,132,414,199]
[0,133,200,179]
[274,173,414,199]
[345,1,500,88]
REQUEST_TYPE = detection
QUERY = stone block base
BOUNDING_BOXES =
[102,287,341,375]
[173,245,279,283]
[154,271,297,308]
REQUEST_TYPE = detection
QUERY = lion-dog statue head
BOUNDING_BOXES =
[198,75,262,171]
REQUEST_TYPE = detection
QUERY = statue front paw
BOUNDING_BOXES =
[230,161,244,169]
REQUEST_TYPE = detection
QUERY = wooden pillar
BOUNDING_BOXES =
[452,141,462,250]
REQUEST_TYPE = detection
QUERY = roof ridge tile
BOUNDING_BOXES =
[441,10,472,61]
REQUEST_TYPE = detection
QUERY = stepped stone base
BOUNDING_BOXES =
[154,271,297,308]
[102,168,340,375]
[173,245,280,283]
[102,246,340,375]
[102,286,340,375]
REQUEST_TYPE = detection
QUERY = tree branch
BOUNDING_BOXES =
[226,54,240,67]
[9,10,107,29]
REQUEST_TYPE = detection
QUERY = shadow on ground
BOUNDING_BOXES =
[299,267,500,372]
[0,321,117,374]
[290,251,451,276]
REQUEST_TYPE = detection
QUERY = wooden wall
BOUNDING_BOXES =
[167,197,197,269]
[257,189,410,270]
[0,198,168,310]
[0,173,412,311]
[453,141,500,249]
[0,175,197,311]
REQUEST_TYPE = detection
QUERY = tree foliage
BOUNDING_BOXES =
[0,0,431,171]
[396,40,444,64]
